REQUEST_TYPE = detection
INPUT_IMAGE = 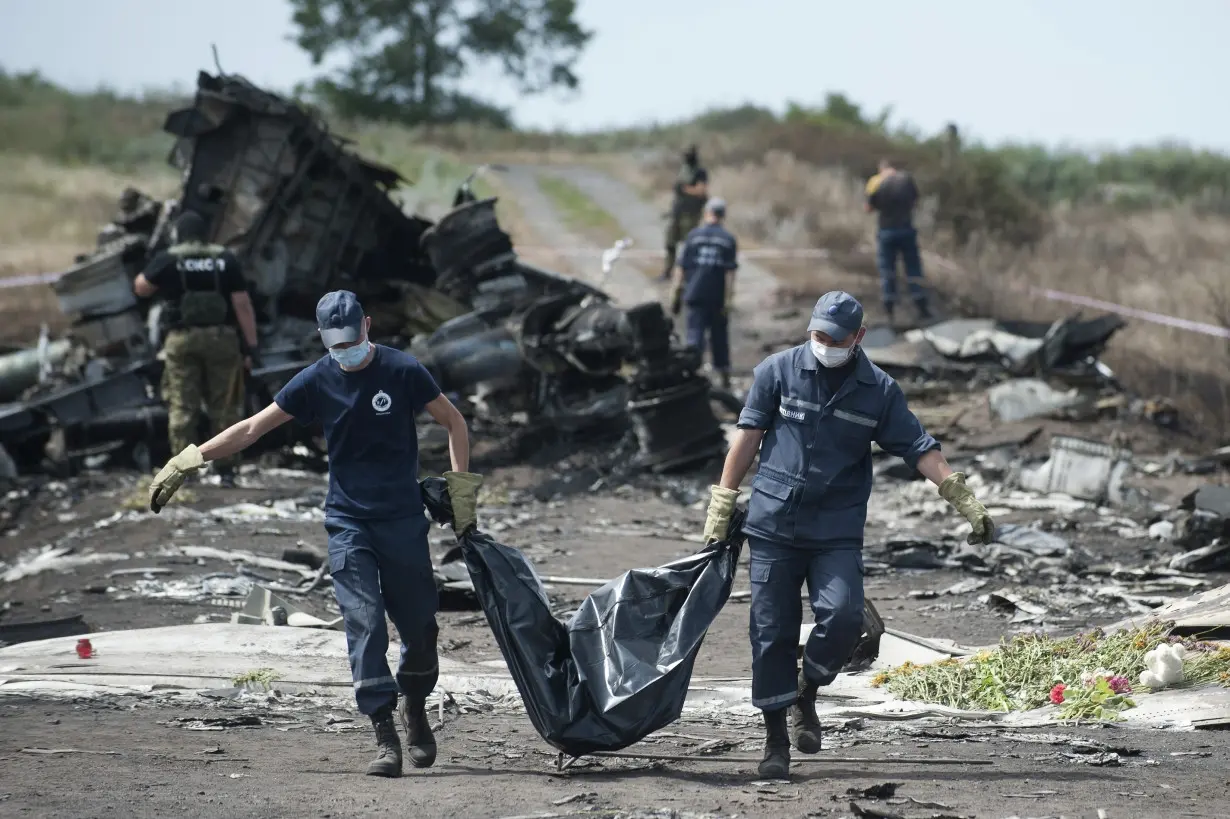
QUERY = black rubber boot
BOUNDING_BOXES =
[790,672,822,754]
[398,698,437,768]
[757,707,791,779]
[366,710,402,777]
[718,370,731,390]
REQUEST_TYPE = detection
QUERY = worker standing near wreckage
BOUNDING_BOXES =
[865,158,931,321]
[144,290,483,779]
[660,144,709,280]
[133,211,258,486]
[701,290,995,779]
[670,197,738,388]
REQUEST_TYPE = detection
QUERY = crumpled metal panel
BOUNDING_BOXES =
[1018,435,1133,504]
[421,477,745,756]
[166,71,435,312]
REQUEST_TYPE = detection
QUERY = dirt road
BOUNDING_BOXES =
[497,164,660,308]
[535,165,779,315]
[3,166,1228,819]
[6,696,1225,819]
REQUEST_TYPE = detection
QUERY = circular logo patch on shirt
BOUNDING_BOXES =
[371,390,392,414]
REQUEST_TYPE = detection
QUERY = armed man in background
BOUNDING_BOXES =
[144,290,481,778]
[702,291,994,779]
[133,211,258,486]
[865,158,931,322]
[669,197,738,389]
[660,144,709,280]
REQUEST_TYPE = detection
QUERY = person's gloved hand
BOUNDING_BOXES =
[703,485,740,543]
[444,471,483,536]
[937,472,995,545]
[669,285,683,316]
[149,444,205,513]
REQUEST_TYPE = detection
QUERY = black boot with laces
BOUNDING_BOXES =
[791,672,823,754]
[399,697,437,768]
[366,708,402,777]
[757,707,791,779]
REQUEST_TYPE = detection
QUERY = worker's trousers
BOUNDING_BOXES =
[684,303,731,372]
[326,513,439,716]
[876,227,928,309]
[747,537,865,711]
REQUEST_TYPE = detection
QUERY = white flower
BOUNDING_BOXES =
[1081,667,1114,687]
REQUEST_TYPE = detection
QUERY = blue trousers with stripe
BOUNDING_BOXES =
[747,537,865,711]
[325,514,439,716]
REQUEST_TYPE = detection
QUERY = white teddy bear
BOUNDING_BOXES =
[1139,643,1186,690]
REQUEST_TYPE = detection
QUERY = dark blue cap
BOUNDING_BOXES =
[806,291,864,341]
[316,290,365,347]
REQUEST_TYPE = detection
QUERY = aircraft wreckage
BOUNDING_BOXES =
[0,70,728,477]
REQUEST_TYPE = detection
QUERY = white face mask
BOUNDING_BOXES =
[329,335,371,368]
[810,338,854,368]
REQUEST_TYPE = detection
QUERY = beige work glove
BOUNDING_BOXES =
[149,444,205,513]
[703,485,740,544]
[444,471,483,536]
[937,472,995,545]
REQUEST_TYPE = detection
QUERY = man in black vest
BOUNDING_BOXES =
[133,211,259,485]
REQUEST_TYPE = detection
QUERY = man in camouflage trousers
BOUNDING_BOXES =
[133,211,259,485]
[660,145,710,280]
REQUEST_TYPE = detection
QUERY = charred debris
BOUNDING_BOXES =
[0,71,727,478]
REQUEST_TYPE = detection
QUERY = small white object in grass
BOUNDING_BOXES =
[1140,643,1186,690]
[601,238,634,275]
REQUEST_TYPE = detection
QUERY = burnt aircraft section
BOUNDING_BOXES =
[0,71,728,477]
[415,197,726,469]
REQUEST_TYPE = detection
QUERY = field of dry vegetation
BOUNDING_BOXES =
[0,154,178,341]
[1,71,1228,439]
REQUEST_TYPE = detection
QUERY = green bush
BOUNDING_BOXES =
[0,69,179,170]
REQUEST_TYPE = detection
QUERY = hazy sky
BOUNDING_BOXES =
[1,0,1225,151]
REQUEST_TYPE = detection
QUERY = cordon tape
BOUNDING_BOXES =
[7,245,1226,339]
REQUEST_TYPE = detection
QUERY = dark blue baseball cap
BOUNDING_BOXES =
[806,291,864,341]
[316,290,365,347]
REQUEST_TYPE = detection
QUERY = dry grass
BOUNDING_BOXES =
[0,154,178,341]
[0,154,177,275]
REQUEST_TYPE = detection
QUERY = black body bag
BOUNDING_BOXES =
[421,478,745,756]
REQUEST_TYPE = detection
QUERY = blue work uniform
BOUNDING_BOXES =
[275,345,442,716]
[737,344,939,709]
[679,222,738,372]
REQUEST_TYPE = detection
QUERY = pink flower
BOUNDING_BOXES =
[1107,675,1132,694]
[1049,683,1066,704]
